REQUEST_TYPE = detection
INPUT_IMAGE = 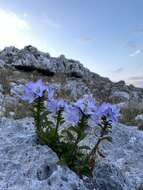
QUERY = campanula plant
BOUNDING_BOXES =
[87,103,120,171]
[22,79,54,144]
[60,95,98,175]
[46,98,67,152]
[21,79,120,177]
[61,104,89,175]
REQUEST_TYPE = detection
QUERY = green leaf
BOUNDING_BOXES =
[99,135,112,142]
[57,159,67,166]
[78,132,86,141]
[79,145,90,150]
[62,130,76,141]
[69,126,80,134]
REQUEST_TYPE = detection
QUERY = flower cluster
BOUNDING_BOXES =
[22,79,54,103]
[21,79,120,176]
[64,95,120,126]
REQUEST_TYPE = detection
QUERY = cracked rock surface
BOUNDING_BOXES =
[0,117,143,190]
[0,117,87,190]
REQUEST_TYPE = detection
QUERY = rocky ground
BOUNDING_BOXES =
[0,45,143,104]
[0,45,143,189]
[0,46,143,125]
[0,117,143,190]
[0,117,87,190]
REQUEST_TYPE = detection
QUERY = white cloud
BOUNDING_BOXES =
[23,12,28,18]
[129,49,141,57]
[0,9,31,49]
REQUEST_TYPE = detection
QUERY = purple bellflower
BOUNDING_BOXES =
[88,102,120,127]
[74,94,97,115]
[47,98,67,113]
[97,103,120,123]
[88,112,100,127]
[45,85,55,100]
[63,104,82,125]
[22,79,51,103]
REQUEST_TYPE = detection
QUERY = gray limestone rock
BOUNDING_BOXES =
[0,117,87,190]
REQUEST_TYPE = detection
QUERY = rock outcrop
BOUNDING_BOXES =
[0,45,143,104]
[0,117,87,190]
[0,117,143,190]
[0,46,89,78]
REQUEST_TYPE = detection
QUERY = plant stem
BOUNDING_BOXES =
[70,115,87,165]
[54,110,62,141]
[88,117,108,160]
[33,97,49,144]
[35,97,42,133]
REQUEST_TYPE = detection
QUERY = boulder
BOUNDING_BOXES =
[92,161,130,190]
[1,116,143,189]
[0,117,87,190]
[135,114,143,122]
[81,123,143,189]
[110,91,130,102]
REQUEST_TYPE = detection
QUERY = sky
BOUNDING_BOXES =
[0,0,143,87]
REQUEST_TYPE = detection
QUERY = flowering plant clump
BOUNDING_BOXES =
[21,79,120,176]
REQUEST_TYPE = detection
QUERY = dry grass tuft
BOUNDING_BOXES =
[0,69,12,94]
[120,104,143,126]
[4,99,32,119]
